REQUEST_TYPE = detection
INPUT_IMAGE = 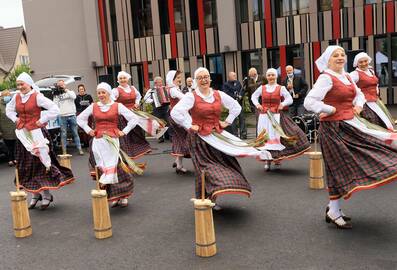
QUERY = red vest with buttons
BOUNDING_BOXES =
[261,85,282,113]
[321,72,356,122]
[190,90,223,136]
[15,92,41,130]
[355,69,379,102]
[93,102,120,138]
[116,86,136,110]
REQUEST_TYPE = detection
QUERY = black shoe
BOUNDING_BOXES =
[158,137,165,143]
[172,162,177,168]
[40,195,53,210]
[325,212,352,229]
[325,206,351,222]
[28,194,42,209]
[176,167,188,174]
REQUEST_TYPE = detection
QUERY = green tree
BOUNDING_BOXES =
[0,64,32,91]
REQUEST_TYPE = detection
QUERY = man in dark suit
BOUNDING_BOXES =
[283,65,308,117]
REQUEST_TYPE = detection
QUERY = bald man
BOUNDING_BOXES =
[282,65,308,116]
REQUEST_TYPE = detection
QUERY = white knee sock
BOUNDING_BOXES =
[328,199,341,217]
[176,157,183,169]
[43,190,51,199]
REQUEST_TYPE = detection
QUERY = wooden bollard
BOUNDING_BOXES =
[91,167,112,239]
[58,154,72,170]
[308,151,324,189]
[10,168,32,238]
[191,171,217,257]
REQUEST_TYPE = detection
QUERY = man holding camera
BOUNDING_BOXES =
[221,71,246,138]
[53,80,84,155]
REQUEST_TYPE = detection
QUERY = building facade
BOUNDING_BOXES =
[24,0,397,104]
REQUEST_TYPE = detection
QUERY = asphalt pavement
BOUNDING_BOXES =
[1,138,397,270]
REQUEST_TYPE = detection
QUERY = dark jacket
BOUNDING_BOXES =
[221,80,244,100]
[282,75,308,105]
[0,99,16,140]
[75,94,94,114]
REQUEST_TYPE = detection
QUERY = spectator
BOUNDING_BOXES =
[245,67,264,113]
[221,71,246,138]
[75,84,93,114]
[53,80,84,155]
[282,65,308,116]
[0,93,17,166]
[182,77,195,93]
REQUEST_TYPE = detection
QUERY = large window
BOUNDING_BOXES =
[237,0,262,22]
[242,50,263,77]
[206,55,224,90]
[158,0,170,34]
[365,0,378,4]
[286,45,305,77]
[375,37,389,86]
[109,0,118,40]
[267,48,280,75]
[131,0,153,38]
[275,0,309,17]
[203,0,217,28]
[318,0,348,12]
[238,0,249,23]
[189,0,199,30]
[391,36,397,86]
[174,0,186,32]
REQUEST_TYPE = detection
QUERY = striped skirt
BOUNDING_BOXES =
[169,117,190,157]
[188,132,251,200]
[88,140,134,202]
[319,120,397,200]
[269,112,311,161]
[118,116,151,159]
[15,128,74,193]
[361,103,388,129]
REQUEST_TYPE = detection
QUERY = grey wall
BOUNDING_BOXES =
[22,0,100,94]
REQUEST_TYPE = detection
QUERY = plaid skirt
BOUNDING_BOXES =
[88,140,134,202]
[169,117,190,157]
[15,128,74,193]
[361,103,387,129]
[188,132,251,199]
[269,112,311,161]
[319,121,397,200]
[118,116,151,159]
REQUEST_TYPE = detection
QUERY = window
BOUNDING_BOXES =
[391,36,397,86]
[184,58,191,78]
[206,55,224,90]
[375,37,389,87]
[131,0,153,38]
[158,0,170,34]
[174,0,186,32]
[189,0,199,30]
[242,50,262,77]
[267,48,280,75]
[365,0,378,4]
[109,0,118,40]
[19,55,29,65]
[275,0,309,17]
[318,0,348,12]
[238,0,249,23]
[203,0,217,28]
[286,46,305,77]
[252,0,263,21]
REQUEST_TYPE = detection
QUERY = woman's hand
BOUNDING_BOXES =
[219,121,229,129]
[35,120,46,128]
[256,104,263,112]
[319,107,336,118]
[190,125,199,132]
[353,106,363,115]
[118,130,125,137]
[89,130,96,137]
[278,104,284,111]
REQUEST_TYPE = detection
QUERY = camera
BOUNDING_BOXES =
[51,83,65,96]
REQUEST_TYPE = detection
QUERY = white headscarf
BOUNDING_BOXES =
[117,71,131,83]
[166,70,177,87]
[315,45,345,73]
[16,72,40,92]
[97,82,112,95]
[193,67,210,87]
[266,68,278,78]
[353,52,372,68]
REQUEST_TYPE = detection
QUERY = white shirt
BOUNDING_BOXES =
[111,85,141,105]
[350,68,379,94]
[251,84,293,107]
[143,89,154,104]
[304,69,366,114]
[76,101,139,135]
[53,89,77,116]
[171,88,241,130]
[169,86,185,100]
[6,90,60,124]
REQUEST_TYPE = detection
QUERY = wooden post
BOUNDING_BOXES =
[191,171,217,257]
[10,168,32,238]
[309,151,324,189]
[91,166,112,239]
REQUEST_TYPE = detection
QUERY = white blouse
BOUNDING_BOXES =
[111,85,141,105]
[169,86,185,100]
[76,101,139,135]
[304,69,366,114]
[251,84,293,107]
[6,90,60,124]
[171,88,241,130]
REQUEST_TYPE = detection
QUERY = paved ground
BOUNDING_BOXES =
[2,107,397,270]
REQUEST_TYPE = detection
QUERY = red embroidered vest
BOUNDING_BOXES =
[355,69,379,102]
[116,86,136,110]
[15,92,41,130]
[93,102,120,138]
[321,73,356,121]
[168,87,181,109]
[190,90,223,136]
[261,85,282,113]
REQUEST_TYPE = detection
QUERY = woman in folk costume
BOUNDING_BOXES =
[251,68,310,171]
[171,67,271,210]
[6,72,74,210]
[304,45,397,229]
[350,52,394,130]
[77,82,142,207]
[111,71,151,159]
[167,70,191,174]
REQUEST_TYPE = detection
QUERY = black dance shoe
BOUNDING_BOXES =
[325,206,351,222]
[28,194,42,209]
[40,195,53,210]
